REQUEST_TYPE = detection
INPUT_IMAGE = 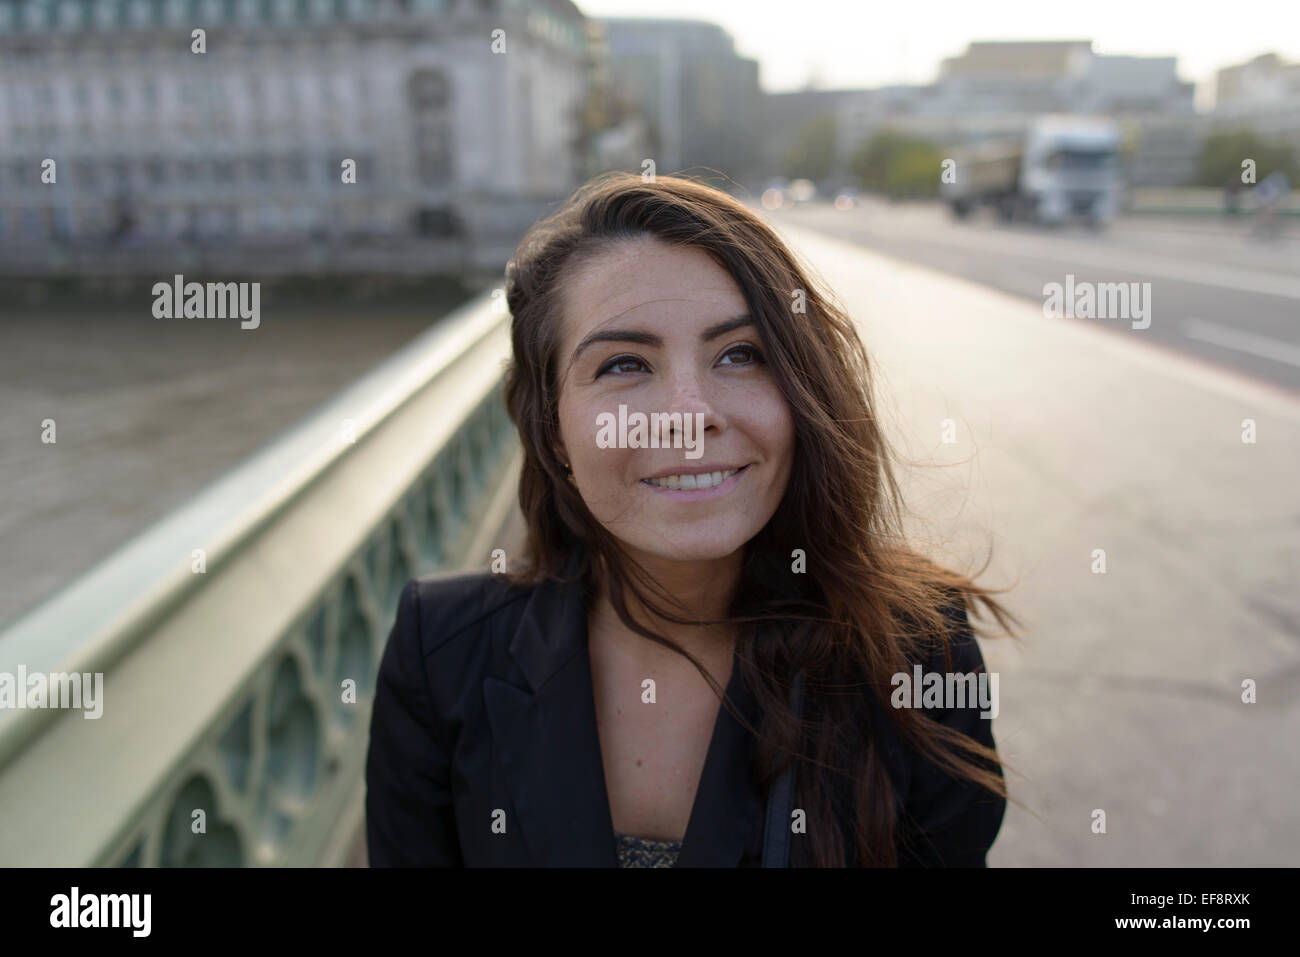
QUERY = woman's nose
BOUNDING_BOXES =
[654,374,723,443]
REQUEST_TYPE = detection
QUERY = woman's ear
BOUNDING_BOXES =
[552,441,577,484]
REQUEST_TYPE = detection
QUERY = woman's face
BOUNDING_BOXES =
[554,235,795,566]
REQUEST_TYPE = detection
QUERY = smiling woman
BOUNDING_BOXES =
[364,172,1020,868]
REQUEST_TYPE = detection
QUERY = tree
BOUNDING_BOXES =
[782,112,837,183]
[1195,130,1297,187]
[849,129,943,199]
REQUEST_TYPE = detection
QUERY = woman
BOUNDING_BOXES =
[365,172,1016,867]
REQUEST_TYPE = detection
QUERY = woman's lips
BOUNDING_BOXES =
[639,464,750,499]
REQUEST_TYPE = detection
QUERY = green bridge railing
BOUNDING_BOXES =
[0,290,521,866]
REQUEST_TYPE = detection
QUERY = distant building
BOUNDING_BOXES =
[831,40,1200,187]
[1212,53,1300,159]
[1216,52,1300,108]
[1084,54,1199,187]
[936,39,1096,114]
[759,88,851,186]
[579,18,651,176]
[597,17,761,184]
[0,0,588,274]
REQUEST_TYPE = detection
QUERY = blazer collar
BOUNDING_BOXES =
[484,554,764,866]
[504,550,590,694]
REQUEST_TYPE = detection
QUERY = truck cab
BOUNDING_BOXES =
[1022,117,1122,226]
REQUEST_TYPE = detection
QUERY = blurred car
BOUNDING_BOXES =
[833,187,862,210]
[760,179,792,210]
[789,179,817,205]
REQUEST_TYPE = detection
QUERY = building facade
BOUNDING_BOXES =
[0,0,588,274]
[597,17,761,185]
[1212,53,1300,160]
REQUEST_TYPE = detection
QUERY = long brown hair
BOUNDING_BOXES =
[502,171,1019,866]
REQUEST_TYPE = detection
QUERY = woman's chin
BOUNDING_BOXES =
[625,534,751,567]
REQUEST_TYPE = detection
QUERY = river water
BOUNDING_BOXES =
[0,290,475,630]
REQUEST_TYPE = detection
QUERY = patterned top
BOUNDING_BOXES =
[615,830,682,868]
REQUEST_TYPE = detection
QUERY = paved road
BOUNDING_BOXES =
[765,220,1299,865]
[759,200,1300,393]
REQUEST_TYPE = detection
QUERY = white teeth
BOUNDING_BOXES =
[644,467,739,490]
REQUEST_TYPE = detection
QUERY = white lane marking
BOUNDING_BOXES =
[1181,318,1300,369]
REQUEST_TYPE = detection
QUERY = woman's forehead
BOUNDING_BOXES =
[559,242,746,349]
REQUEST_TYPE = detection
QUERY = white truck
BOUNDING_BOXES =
[942,116,1123,227]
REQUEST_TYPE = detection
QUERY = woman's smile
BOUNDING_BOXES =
[638,463,750,499]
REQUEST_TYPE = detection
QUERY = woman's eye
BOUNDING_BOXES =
[595,354,647,377]
[719,345,763,366]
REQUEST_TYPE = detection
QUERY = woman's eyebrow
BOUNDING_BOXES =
[568,315,754,366]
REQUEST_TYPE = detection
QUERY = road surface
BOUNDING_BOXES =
[760,200,1300,393]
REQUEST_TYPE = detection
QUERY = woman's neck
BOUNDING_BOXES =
[588,547,743,670]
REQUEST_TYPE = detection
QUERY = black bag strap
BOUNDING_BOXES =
[761,670,806,868]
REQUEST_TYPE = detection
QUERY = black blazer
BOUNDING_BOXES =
[364,560,1007,867]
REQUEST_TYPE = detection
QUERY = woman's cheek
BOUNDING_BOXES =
[747,386,795,448]
[569,402,631,511]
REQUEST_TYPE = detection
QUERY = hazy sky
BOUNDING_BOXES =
[577,0,1299,101]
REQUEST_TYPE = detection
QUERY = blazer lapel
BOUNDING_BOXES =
[674,653,764,866]
[483,560,616,866]
[484,556,764,867]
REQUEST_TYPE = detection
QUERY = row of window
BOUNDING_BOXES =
[0,154,381,188]
[5,73,376,111]
[8,117,365,143]
[3,41,390,70]
[0,200,406,239]
[0,2,584,54]
[0,1,454,33]
[4,108,376,139]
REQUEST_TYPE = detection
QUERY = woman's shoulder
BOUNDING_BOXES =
[887,590,1005,866]
[376,571,544,717]
[933,590,985,670]
[393,570,537,656]
[891,588,987,676]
